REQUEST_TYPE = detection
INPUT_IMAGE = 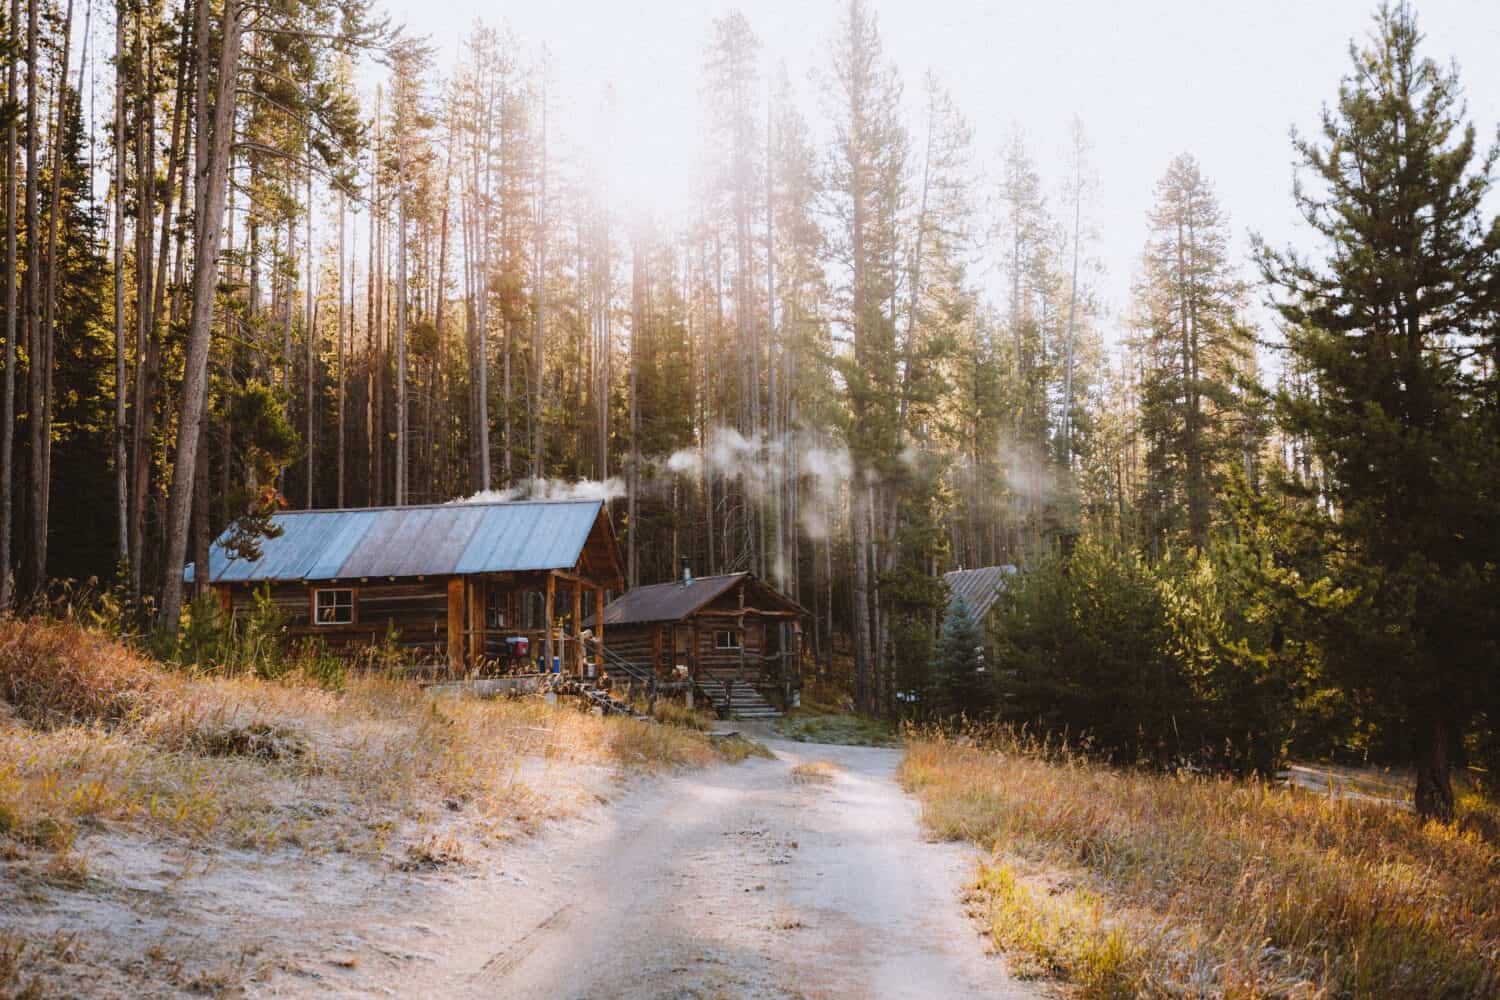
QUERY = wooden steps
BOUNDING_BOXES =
[695,673,782,720]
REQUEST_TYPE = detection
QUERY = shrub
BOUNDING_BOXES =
[0,620,166,727]
[650,699,715,731]
[993,535,1293,774]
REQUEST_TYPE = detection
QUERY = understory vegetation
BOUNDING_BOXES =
[899,730,1500,999]
[774,712,900,748]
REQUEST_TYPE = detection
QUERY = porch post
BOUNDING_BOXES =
[544,572,556,675]
[467,578,484,666]
[595,586,606,675]
[446,577,464,676]
[572,580,583,675]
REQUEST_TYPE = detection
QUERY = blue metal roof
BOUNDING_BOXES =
[187,500,607,584]
[943,565,1016,621]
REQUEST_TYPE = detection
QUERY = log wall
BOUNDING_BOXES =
[222,579,450,662]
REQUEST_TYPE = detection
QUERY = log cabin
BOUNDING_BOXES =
[589,570,809,716]
[185,499,625,676]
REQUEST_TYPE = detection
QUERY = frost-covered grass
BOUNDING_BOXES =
[775,712,899,747]
[899,727,1500,999]
[0,619,733,859]
[0,618,743,994]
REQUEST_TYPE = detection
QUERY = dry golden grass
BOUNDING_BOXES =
[899,730,1500,999]
[790,760,840,785]
[648,698,718,732]
[0,620,733,867]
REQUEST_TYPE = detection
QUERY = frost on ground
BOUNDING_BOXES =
[0,620,728,998]
[1,757,622,998]
[0,622,1029,999]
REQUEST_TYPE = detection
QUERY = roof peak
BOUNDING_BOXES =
[631,571,748,590]
[273,497,605,516]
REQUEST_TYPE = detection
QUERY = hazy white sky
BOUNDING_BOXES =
[379,0,1500,332]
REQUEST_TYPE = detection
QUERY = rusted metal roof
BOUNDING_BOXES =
[187,499,608,584]
[943,565,1015,621]
[590,572,811,628]
[592,573,747,627]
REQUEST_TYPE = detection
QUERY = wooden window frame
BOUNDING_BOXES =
[312,587,356,626]
[714,628,741,651]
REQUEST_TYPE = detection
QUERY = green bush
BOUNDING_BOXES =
[993,535,1293,775]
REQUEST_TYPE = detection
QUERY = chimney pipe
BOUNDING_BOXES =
[681,558,692,587]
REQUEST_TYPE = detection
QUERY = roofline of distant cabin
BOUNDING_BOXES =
[267,497,607,516]
[623,571,749,591]
[595,570,813,625]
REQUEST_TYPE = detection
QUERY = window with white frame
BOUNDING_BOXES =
[714,629,741,650]
[313,588,354,625]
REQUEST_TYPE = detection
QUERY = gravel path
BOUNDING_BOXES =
[383,728,1035,1000]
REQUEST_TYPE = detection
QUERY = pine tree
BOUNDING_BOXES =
[933,593,990,718]
[1257,2,1500,819]
[1133,154,1253,552]
[824,0,907,714]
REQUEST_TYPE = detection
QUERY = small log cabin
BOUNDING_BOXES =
[186,499,625,675]
[590,571,808,698]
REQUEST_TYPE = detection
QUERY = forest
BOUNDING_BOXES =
[0,0,1495,823]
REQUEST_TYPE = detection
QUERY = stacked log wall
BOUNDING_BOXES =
[221,579,450,662]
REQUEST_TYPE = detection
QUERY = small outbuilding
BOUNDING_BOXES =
[187,499,625,676]
[590,571,808,715]
[943,565,1015,624]
[942,565,1016,654]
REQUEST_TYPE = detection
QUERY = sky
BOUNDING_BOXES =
[377,0,1500,334]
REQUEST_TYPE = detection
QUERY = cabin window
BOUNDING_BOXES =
[313,588,354,625]
[715,629,742,651]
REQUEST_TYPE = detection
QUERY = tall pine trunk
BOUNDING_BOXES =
[395,146,408,505]
[159,0,242,633]
[531,81,546,483]
[22,0,41,594]
[36,0,77,591]
[0,0,20,608]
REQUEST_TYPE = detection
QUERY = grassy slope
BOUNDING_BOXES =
[0,619,741,996]
[899,731,1500,999]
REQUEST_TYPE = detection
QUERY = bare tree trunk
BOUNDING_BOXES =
[850,479,873,714]
[393,136,407,505]
[0,0,19,607]
[192,422,209,599]
[337,190,346,506]
[22,0,41,593]
[107,2,127,574]
[366,146,376,506]
[1062,126,1084,461]
[476,103,492,491]
[627,236,640,589]
[305,151,315,508]
[766,89,783,591]
[1414,716,1455,821]
[127,8,159,597]
[159,0,243,634]
[434,127,451,499]
[531,76,547,482]
[36,0,77,593]
[280,210,293,492]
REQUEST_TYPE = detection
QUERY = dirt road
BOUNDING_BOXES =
[368,730,1034,1000]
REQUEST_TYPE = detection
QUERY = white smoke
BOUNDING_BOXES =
[666,427,858,541]
[453,476,626,504]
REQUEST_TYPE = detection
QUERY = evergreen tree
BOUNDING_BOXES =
[933,592,990,718]
[1133,154,1255,552]
[1257,2,1500,819]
